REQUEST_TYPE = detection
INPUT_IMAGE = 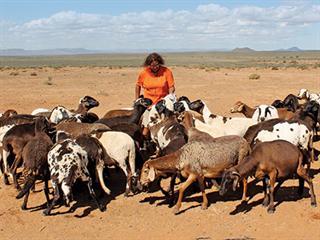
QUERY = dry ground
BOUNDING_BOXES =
[0,66,320,240]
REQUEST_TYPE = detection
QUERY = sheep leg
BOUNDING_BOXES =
[2,149,10,185]
[262,177,269,207]
[267,171,277,214]
[87,179,106,212]
[44,178,50,207]
[43,182,60,216]
[297,166,317,207]
[241,178,248,202]
[21,189,30,210]
[297,178,305,196]
[173,174,196,215]
[10,154,23,190]
[197,176,208,210]
[96,161,111,195]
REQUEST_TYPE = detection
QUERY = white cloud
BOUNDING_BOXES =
[1,3,319,50]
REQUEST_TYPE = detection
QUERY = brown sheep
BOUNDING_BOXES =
[219,140,317,213]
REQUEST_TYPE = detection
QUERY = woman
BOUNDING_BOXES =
[135,52,176,145]
[135,52,175,104]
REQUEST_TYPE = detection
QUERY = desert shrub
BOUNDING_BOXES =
[9,71,19,76]
[289,60,298,64]
[249,73,260,80]
[30,72,37,76]
[313,63,320,69]
[297,65,308,70]
[271,66,279,70]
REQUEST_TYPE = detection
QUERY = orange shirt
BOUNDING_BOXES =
[136,66,175,104]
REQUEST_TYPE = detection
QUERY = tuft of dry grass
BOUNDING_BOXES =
[9,71,19,76]
[248,73,260,80]
[30,72,37,76]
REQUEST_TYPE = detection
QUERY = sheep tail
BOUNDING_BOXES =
[16,173,36,199]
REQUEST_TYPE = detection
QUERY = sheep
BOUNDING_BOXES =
[97,96,152,127]
[94,131,138,196]
[298,89,320,104]
[230,101,296,121]
[31,108,50,116]
[55,122,111,141]
[142,93,177,128]
[48,95,100,124]
[2,122,38,187]
[0,109,18,120]
[230,101,256,118]
[219,140,317,213]
[173,98,204,122]
[140,116,250,214]
[74,134,118,195]
[148,100,187,157]
[15,117,53,210]
[189,99,256,137]
[0,114,36,145]
[243,102,318,164]
[101,95,150,119]
[271,94,300,112]
[43,138,106,215]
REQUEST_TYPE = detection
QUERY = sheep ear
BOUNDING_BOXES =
[148,167,155,182]
[238,104,244,111]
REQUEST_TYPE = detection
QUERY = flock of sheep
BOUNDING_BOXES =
[0,88,319,215]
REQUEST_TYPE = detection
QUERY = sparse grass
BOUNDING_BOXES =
[9,71,19,76]
[0,51,319,68]
[249,73,260,80]
[30,72,37,76]
[271,66,279,70]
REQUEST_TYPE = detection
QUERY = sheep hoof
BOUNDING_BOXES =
[201,205,208,210]
[311,202,317,208]
[21,205,27,211]
[99,205,106,212]
[42,209,50,216]
[262,199,269,207]
[267,208,275,214]
[3,177,9,185]
[172,206,180,215]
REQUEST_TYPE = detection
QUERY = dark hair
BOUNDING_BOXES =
[143,52,165,67]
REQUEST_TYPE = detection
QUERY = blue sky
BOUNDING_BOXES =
[0,0,319,51]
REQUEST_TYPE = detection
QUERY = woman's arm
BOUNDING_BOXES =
[135,85,141,99]
[169,85,175,94]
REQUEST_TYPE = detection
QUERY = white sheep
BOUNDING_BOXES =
[94,131,137,196]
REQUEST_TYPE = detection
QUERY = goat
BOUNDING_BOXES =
[43,138,106,215]
[219,140,317,213]
[15,117,53,210]
[140,113,250,214]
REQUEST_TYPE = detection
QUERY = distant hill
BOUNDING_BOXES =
[275,47,303,52]
[231,47,256,53]
[0,48,103,56]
